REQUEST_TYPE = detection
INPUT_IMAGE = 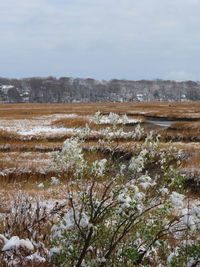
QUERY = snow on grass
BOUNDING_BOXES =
[0,112,142,140]
[0,113,90,138]
[0,151,58,175]
[18,126,73,137]
[92,112,142,125]
[0,114,76,138]
[95,116,141,124]
[0,235,34,251]
[26,252,46,263]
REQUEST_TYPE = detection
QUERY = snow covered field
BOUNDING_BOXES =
[0,109,200,179]
[0,113,141,139]
[0,114,79,138]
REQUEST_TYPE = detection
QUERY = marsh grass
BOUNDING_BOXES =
[52,117,90,128]
[51,115,144,131]
[160,127,200,141]
[0,140,62,152]
[1,101,200,119]
[0,129,21,141]
[170,121,200,130]
[0,102,200,192]
[0,104,199,266]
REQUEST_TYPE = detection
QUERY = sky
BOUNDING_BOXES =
[0,0,200,81]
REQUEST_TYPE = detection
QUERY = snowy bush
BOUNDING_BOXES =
[92,112,144,141]
[0,195,66,266]
[56,137,87,177]
[49,117,200,266]
[92,111,138,126]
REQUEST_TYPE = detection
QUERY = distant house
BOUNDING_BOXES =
[0,85,14,92]
[136,93,143,102]
[181,94,187,102]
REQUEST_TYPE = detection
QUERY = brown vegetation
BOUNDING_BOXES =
[0,129,20,140]
[0,101,200,119]
[159,120,200,142]
[52,116,90,128]
[0,102,199,266]
[0,102,200,193]
[170,121,200,130]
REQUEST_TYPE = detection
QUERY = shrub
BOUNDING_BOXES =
[50,113,200,266]
[0,195,66,266]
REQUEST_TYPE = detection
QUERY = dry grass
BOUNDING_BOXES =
[0,129,21,140]
[52,118,104,132]
[0,101,200,119]
[0,140,62,152]
[159,120,200,141]
[52,117,90,128]
[160,129,200,141]
[182,154,200,169]
[170,121,200,130]
[0,102,200,190]
[0,151,56,183]
[52,116,112,130]
[0,101,199,266]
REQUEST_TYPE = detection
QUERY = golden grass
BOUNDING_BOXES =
[52,116,106,130]
[0,129,21,140]
[52,117,90,128]
[170,121,200,130]
[0,102,199,253]
[0,150,53,163]
[182,154,200,169]
[0,102,200,189]
[0,140,62,151]
[160,129,200,141]
[0,101,200,119]
[51,115,144,133]
[159,120,200,141]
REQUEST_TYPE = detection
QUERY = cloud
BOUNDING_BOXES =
[0,0,200,80]
[163,71,199,81]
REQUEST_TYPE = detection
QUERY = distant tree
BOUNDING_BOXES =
[7,88,22,102]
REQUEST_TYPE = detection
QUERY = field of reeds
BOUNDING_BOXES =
[0,102,200,266]
[0,101,200,118]
[0,102,200,184]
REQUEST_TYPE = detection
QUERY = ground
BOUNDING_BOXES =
[0,102,200,216]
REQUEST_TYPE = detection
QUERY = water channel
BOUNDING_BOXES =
[147,120,174,127]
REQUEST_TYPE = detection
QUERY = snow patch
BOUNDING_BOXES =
[1,236,34,251]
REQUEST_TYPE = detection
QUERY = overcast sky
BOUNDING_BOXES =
[0,0,200,81]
